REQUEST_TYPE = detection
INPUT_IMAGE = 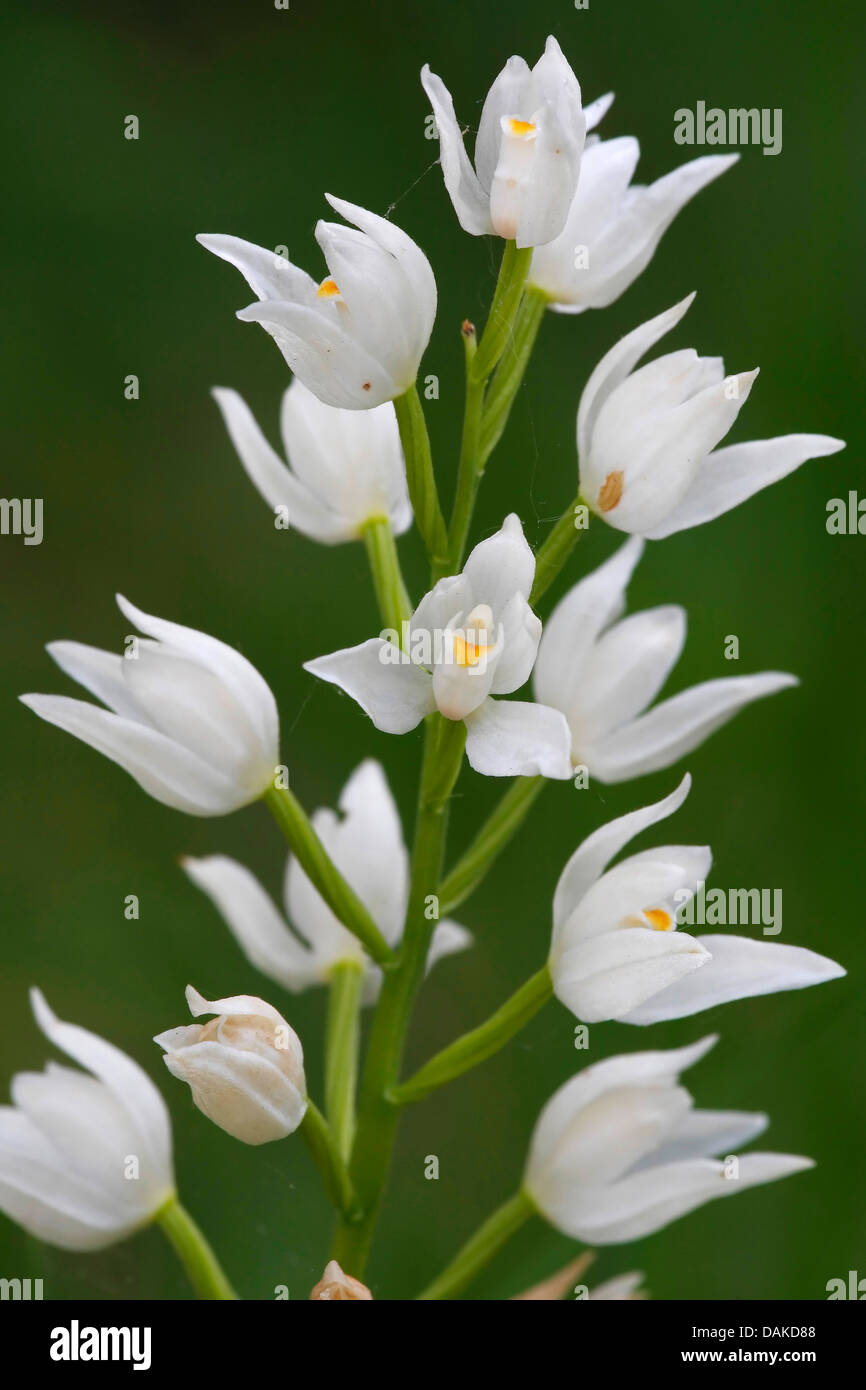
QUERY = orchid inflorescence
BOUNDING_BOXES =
[6,35,845,1302]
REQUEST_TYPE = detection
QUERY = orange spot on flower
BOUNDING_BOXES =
[644,908,674,932]
[599,471,624,512]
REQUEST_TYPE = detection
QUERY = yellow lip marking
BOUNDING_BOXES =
[644,908,674,932]
[599,471,624,512]
[451,634,490,668]
[507,118,537,138]
[317,278,341,299]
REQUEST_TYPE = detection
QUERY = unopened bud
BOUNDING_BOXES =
[155,986,306,1145]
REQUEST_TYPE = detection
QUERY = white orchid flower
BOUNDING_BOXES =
[211,379,411,544]
[578,293,845,536]
[182,760,471,1003]
[304,514,573,778]
[550,776,844,1025]
[421,38,604,248]
[0,990,174,1251]
[155,987,307,1146]
[524,1035,813,1243]
[20,595,279,817]
[198,195,436,410]
[529,133,738,311]
[534,535,799,782]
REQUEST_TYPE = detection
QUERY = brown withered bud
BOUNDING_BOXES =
[310,1260,373,1300]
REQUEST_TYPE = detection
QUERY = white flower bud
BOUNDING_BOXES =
[155,987,307,1145]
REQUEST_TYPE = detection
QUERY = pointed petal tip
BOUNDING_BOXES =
[184,984,208,1016]
[29,985,50,1025]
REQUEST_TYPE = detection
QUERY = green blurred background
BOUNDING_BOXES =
[2,0,863,1300]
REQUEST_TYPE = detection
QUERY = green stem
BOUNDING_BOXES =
[264,784,394,967]
[470,242,533,383]
[445,365,485,578]
[392,966,553,1105]
[157,1196,238,1300]
[444,251,539,579]
[332,714,467,1276]
[417,1190,535,1300]
[361,515,413,634]
[530,495,590,605]
[480,284,548,466]
[325,961,364,1162]
[438,775,545,914]
[300,1100,358,1216]
[394,384,449,570]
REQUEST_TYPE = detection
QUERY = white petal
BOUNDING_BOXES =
[585,673,798,783]
[474,54,532,187]
[120,644,270,791]
[421,65,493,234]
[636,1108,768,1168]
[514,99,585,249]
[327,759,409,944]
[621,935,846,1025]
[196,233,318,305]
[46,641,146,720]
[595,155,739,306]
[29,990,173,1186]
[552,928,710,1023]
[592,369,760,535]
[533,537,644,713]
[583,91,615,131]
[184,985,288,1027]
[11,1068,160,1213]
[552,774,691,930]
[19,694,242,816]
[211,387,352,543]
[557,846,712,948]
[528,137,641,306]
[643,434,846,539]
[304,639,435,734]
[490,593,542,695]
[549,1153,814,1243]
[534,1082,694,1199]
[411,573,471,639]
[316,223,417,386]
[464,698,573,778]
[571,605,686,747]
[525,1035,718,1194]
[182,855,321,991]
[114,594,279,767]
[577,293,695,463]
[0,1109,137,1251]
[324,195,437,366]
[279,381,410,534]
[237,299,396,409]
[462,513,536,613]
[566,154,739,313]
